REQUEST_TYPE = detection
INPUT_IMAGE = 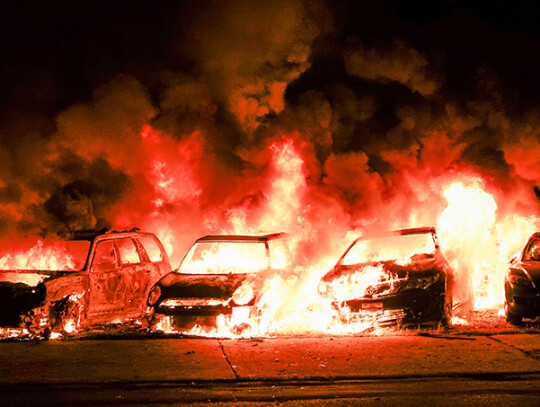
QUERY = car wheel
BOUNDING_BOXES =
[24,315,51,340]
[506,311,522,325]
[140,307,155,330]
[505,302,522,325]
[59,300,81,336]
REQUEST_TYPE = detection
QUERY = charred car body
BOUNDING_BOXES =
[147,233,292,331]
[318,227,454,326]
[505,232,540,324]
[0,229,171,337]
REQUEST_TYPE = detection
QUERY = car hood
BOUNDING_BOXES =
[321,255,443,283]
[318,256,447,301]
[0,270,61,286]
[157,272,250,300]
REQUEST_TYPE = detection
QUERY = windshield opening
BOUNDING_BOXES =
[340,232,436,266]
[180,241,269,274]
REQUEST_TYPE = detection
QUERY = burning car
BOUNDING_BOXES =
[318,227,454,327]
[0,229,171,338]
[505,232,540,324]
[147,233,292,332]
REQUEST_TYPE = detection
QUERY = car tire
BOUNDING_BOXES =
[58,299,81,336]
[25,319,51,340]
[505,302,522,325]
[505,310,522,325]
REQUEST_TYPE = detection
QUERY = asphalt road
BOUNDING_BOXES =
[0,332,539,406]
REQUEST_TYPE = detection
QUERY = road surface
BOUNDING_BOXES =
[0,331,539,405]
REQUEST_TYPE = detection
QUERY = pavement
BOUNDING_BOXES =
[0,333,539,405]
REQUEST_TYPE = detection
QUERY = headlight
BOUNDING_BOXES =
[147,285,161,306]
[405,274,440,290]
[509,273,531,286]
[318,281,328,295]
[232,284,255,306]
[161,298,224,307]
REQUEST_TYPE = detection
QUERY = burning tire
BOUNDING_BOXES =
[23,311,51,340]
[60,300,81,335]
[51,297,82,336]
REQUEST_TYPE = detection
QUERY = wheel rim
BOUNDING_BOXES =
[61,302,80,335]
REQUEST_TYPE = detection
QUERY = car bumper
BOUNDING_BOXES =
[337,284,447,325]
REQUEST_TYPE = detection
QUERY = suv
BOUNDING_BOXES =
[0,228,172,338]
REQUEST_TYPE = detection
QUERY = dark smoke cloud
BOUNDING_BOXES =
[40,156,132,236]
[344,39,442,96]
[54,75,158,168]
[179,0,334,134]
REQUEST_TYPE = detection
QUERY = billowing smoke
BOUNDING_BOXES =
[344,38,442,96]
[179,0,333,135]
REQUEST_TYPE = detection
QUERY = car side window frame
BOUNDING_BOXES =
[115,237,143,266]
[134,235,166,264]
[264,242,271,269]
[90,239,119,272]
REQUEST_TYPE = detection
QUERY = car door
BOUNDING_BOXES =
[115,237,146,317]
[87,239,126,323]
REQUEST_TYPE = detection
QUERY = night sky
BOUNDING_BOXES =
[2,1,539,124]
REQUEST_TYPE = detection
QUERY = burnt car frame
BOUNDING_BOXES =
[0,229,171,338]
[318,227,454,327]
[505,232,540,324]
[147,232,292,331]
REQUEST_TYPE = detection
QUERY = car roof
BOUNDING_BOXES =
[359,226,436,239]
[528,232,540,240]
[195,232,288,243]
